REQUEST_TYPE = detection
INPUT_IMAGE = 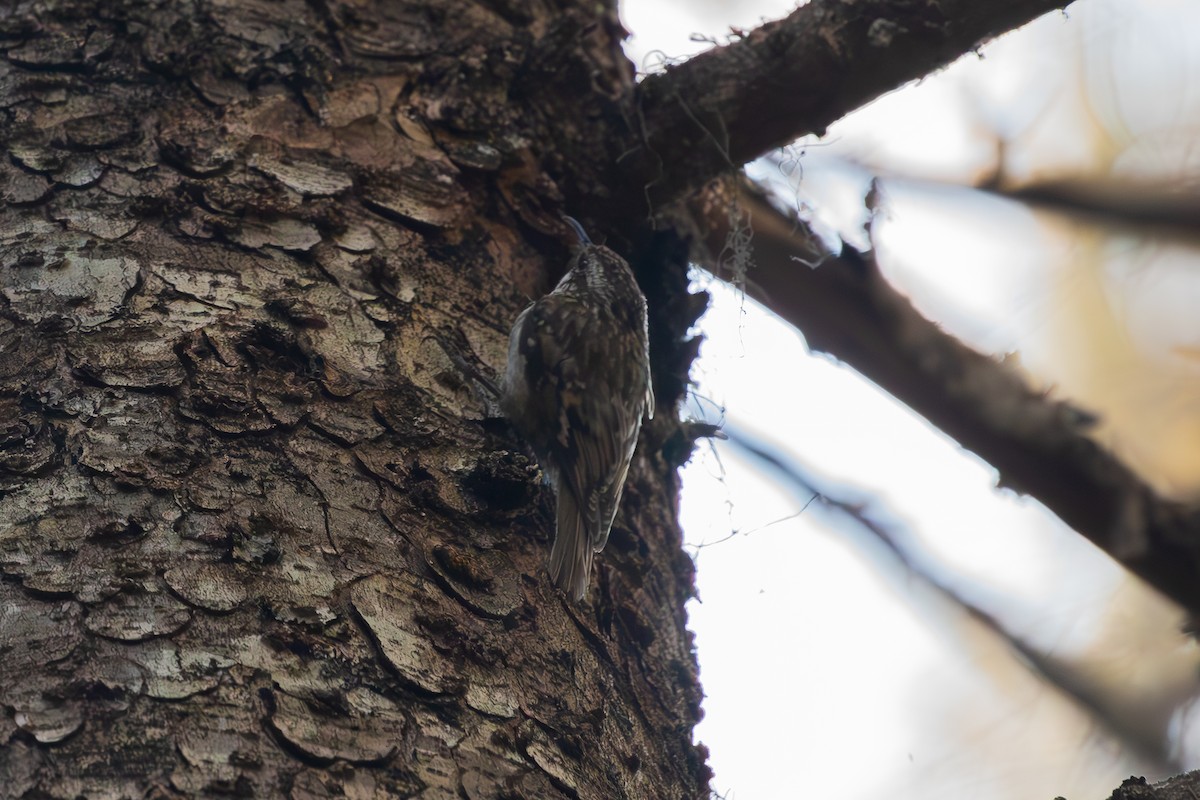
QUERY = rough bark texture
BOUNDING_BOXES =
[1104,772,1200,800]
[0,1,709,797]
[2,0,1174,797]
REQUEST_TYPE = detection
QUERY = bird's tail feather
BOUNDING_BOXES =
[548,489,594,601]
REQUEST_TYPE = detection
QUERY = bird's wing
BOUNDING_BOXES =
[520,293,647,554]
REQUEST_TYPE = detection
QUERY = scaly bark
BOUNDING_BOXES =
[0,1,707,796]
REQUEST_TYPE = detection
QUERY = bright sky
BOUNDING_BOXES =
[680,279,1161,800]
[620,1,1200,798]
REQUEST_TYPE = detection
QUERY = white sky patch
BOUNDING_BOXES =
[621,0,1200,796]
[682,448,944,797]
[682,281,1158,799]
[869,180,1054,357]
[623,0,802,74]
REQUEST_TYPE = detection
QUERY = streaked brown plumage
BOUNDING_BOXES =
[502,221,653,600]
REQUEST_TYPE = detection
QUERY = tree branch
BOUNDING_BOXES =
[690,177,1200,614]
[1003,177,1200,235]
[632,0,1076,209]
[726,424,1179,769]
[1106,772,1200,800]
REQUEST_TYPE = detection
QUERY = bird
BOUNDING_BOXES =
[501,218,654,600]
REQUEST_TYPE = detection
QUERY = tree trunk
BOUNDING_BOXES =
[0,2,708,797]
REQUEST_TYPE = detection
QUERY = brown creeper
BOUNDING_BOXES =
[502,218,654,601]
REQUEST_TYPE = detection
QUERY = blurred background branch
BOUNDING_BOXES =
[627,0,1200,797]
[689,176,1200,614]
[726,422,1182,772]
